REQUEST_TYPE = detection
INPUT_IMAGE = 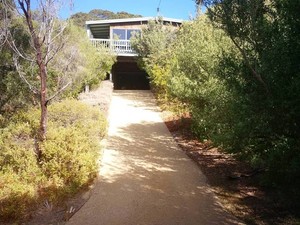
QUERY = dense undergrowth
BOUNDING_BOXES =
[0,99,106,221]
[132,0,300,210]
[0,2,115,223]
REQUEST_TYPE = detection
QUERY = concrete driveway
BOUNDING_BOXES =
[67,90,241,225]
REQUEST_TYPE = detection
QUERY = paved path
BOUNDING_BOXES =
[67,90,241,225]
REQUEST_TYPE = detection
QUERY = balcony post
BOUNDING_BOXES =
[86,25,93,39]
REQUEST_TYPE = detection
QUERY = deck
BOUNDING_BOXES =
[91,39,137,56]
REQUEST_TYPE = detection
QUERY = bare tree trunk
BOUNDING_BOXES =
[18,0,48,157]
[6,0,72,159]
[39,61,47,141]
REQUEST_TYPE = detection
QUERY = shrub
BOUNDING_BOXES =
[169,15,236,142]
[170,3,300,195]
[131,19,177,100]
[40,126,100,198]
[0,122,44,219]
[0,99,106,221]
[41,100,106,192]
[47,99,107,138]
[40,23,116,100]
[205,0,300,192]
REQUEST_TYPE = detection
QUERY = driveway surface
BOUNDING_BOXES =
[67,90,241,225]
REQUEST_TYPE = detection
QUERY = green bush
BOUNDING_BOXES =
[170,2,300,195]
[50,24,116,99]
[204,0,300,192]
[40,126,100,197]
[41,100,106,191]
[0,99,107,221]
[48,99,107,137]
[0,121,43,219]
[131,19,177,101]
[169,15,236,142]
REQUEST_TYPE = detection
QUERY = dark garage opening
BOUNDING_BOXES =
[112,57,150,90]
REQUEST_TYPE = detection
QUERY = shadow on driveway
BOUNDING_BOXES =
[67,91,242,225]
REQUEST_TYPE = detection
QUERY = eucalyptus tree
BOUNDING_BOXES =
[1,0,73,159]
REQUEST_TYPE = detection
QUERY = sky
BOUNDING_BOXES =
[66,0,198,20]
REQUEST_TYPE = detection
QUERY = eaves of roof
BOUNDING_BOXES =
[86,17,184,25]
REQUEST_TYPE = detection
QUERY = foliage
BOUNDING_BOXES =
[169,15,237,142]
[70,9,142,27]
[184,0,300,193]
[0,13,35,114]
[0,120,43,220]
[0,4,115,115]
[206,0,300,187]
[0,100,106,221]
[0,1,112,221]
[133,0,300,195]
[48,23,116,99]
[131,19,178,101]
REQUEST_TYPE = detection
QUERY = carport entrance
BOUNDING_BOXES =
[112,56,150,90]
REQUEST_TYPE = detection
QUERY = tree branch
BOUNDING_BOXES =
[46,81,71,105]
[13,55,40,95]
[7,34,35,62]
[45,41,65,65]
[230,36,269,94]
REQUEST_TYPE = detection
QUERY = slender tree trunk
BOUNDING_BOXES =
[18,0,48,158]
[12,0,72,159]
[34,39,48,159]
[39,61,47,141]
[34,42,48,159]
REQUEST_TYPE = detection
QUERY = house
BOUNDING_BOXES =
[86,17,183,89]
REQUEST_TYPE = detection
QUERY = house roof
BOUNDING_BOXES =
[86,17,184,39]
[86,17,184,25]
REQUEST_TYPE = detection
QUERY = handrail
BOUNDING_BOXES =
[90,38,136,55]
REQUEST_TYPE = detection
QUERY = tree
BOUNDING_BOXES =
[2,0,73,159]
[131,19,178,99]
[50,23,116,96]
[70,9,142,28]
[169,15,237,140]
[0,0,34,114]
[199,0,271,93]
[194,0,300,189]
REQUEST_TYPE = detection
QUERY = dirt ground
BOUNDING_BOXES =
[161,111,300,225]
[67,90,240,225]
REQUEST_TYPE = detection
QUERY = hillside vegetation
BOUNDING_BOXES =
[70,9,142,27]
[132,0,300,214]
[0,100,107,220]
[0,1,115,222]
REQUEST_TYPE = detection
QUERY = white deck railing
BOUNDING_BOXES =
[90,38,136,55]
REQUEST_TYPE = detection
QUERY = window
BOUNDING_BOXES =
[112,29,140,40]
[112,29,126,40]
[127,29,140,40]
